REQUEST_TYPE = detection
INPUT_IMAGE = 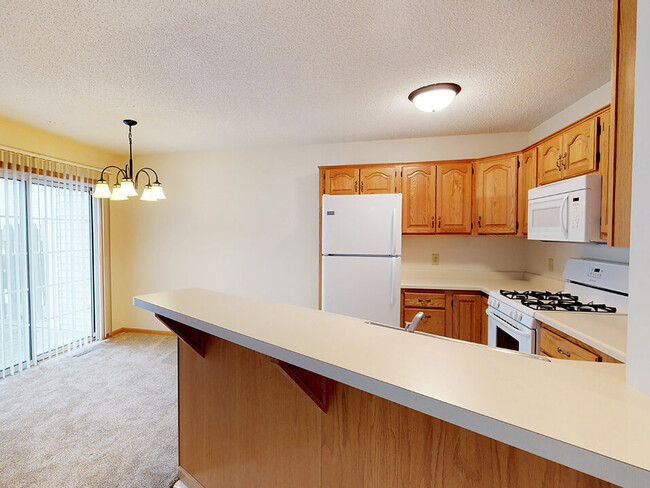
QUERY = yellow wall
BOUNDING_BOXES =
[0,115,122,167]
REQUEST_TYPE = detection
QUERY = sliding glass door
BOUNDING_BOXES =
[0,177,30,373]
[30,182,94,358]
[0,174,95,376]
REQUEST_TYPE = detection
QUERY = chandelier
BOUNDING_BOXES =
[92,119,166,201]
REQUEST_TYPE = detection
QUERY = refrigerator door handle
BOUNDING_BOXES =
[391,207,397,256]
[390,258,395,306]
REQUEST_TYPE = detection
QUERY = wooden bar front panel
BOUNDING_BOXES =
[178,333,615,488]
[178,336,321,487]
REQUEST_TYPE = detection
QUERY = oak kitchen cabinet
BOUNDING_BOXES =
[324,167,359,195]
[598,110,612,240]
[324,166,398,195]
[475,155,518,234]
[538,118,598,186]
[481,295,489,345]
[538,323,621,363]
[401,289,485,344]
[436,162,473,234]
[359,166,398,194]
[402,162,472,235]
[401,164,436,233]
[319,104,626,245]
[518,147,537,236]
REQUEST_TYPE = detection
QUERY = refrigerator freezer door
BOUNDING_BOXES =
[321,255,401,326]
[322,194,402,256]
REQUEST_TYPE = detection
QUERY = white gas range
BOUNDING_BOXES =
[486,259,629,355]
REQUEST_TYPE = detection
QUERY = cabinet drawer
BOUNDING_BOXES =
[403,292,446,309]
[539,327,600,362]
[404,308,446,336]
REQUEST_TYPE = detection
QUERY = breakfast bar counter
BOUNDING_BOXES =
[134,288,650,488]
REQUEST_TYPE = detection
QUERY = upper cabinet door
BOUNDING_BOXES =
[436,162,472,234]
[518,148,538,236]
[538,134,563,185]
[324,168,359,195]
[360,166,397,194]
[598,110,611,240]
[476,156,517,234]
[563,118,597,179]
[401,164,436,234]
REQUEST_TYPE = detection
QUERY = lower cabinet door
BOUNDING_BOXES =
[452,293,483,343]
[403,308,445,336]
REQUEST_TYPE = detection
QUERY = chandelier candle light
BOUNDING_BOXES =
[93,119,166,201]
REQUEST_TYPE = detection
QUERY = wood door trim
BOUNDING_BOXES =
[155,314,206,357]
[178,466,205,488]
[271,358,328,413]
[609,0,636,247]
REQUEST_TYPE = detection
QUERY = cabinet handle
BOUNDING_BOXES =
[418,299,431,303]
[438,216,441,228]
[557,347,571,358]
[556,156,561,170]
[431,216,435,228]
[423,315,431,319]
[354,181,358,192]
[360,181,364,192]
[561,153,567,169]
[478,216,482,228]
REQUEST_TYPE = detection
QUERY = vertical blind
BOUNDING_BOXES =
[0,149,102,377]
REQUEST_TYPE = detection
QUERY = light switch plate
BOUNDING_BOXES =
[432,254,440,265]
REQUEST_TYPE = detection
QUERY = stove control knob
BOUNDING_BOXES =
[496,302,500,309]
[517,313,522,321]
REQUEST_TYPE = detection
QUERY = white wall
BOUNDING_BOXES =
[403,236,526,272]
[527,82,612,144]
[626,2,650,395]
[111,132,528,331]
[524,241,629,280]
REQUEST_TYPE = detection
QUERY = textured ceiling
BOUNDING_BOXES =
[0,1,612,153]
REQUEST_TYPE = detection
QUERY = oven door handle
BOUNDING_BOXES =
[486,309,531,342]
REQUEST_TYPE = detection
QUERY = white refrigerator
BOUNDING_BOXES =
[321,194,402,326]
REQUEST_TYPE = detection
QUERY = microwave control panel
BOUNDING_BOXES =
[567,195,586,238]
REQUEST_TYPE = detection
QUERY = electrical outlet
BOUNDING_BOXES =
[431,254,440,266]
[548,258,554,272]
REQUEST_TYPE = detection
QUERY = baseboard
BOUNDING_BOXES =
[178,466,204,488]
[109,327,175,337]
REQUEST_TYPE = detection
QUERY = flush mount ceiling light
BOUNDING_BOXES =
[408,83,462,112]
[93,120,166,201]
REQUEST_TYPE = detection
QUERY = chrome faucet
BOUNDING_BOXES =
[405,312,425,332]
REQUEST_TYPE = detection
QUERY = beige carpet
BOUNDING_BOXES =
[0,333,178,488]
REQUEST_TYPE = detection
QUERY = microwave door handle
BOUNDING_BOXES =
[560,195,569,236]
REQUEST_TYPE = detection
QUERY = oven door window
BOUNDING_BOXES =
[496,326,520,351]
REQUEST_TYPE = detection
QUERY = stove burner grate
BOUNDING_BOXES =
[500,290,616,313]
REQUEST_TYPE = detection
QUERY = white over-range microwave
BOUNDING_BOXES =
[527,174,602,243]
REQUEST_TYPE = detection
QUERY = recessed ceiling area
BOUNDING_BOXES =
[0,1,612,153]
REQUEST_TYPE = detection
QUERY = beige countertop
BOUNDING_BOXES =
[401,268,628,362]
[134,288,649,487]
